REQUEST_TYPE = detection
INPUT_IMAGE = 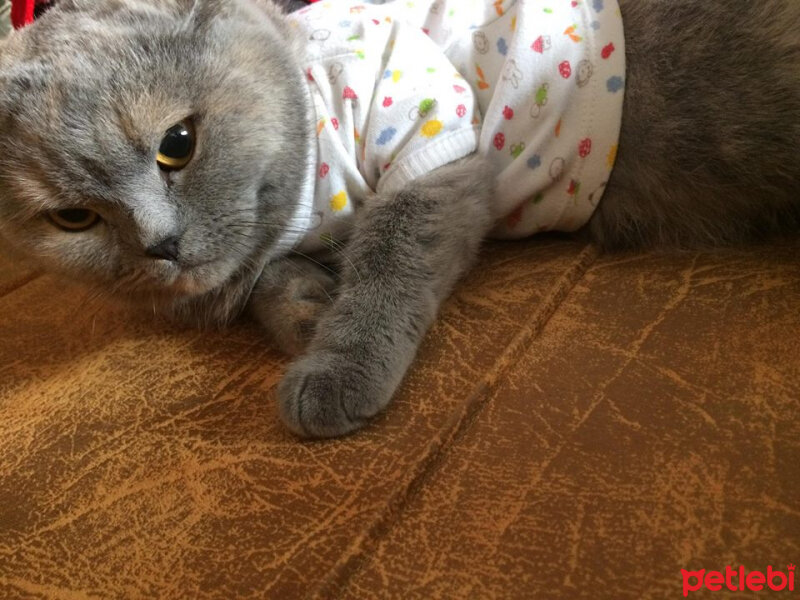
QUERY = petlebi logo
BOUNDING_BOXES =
[682,564,795,596]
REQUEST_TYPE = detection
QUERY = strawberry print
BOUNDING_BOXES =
[331,118,339,131]
[502,105,514,120]
[383,96,393,107]
[319,163,330,178]
[342,86,358,100]
[506,204,524,228]
[601,42,615,59]
[494,133,505,151]
[578,138,592,157]
[559,60,572,78]
[531,35,551,53]
[567,180,581,196]
[453,84,467,94]
[456,104,467,118]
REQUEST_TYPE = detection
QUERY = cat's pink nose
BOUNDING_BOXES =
[145,235,181,262]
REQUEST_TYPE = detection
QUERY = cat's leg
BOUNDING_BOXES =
[249,256,338,356]
[277,156,496,438]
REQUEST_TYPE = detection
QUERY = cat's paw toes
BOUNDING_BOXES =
[277,352,382,438]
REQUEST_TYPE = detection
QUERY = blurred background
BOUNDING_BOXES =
[0,0,10,38]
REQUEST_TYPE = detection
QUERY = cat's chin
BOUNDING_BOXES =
[121,261,255,326]
[119,259,235,303]
[166,269,219,297]
[122,277,214,304]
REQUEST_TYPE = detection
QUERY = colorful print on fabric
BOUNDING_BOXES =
[284,0,625,254]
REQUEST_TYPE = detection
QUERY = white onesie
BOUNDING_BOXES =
[281,0,626,253]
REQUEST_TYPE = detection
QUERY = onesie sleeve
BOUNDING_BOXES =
[361,19,482,197]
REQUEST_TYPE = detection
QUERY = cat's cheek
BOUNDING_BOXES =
[13,224,120,283]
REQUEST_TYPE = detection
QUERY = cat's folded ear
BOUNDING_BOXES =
[187,0,231,32]
[49,0,85,10]
[0,60,52,121]
[187,0,285,33]
[47,0,124,15]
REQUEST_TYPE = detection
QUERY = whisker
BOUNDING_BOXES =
[321,237,362,285]
[289,249,340,279]
[282,258,336,306]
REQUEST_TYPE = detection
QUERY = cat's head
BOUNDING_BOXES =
[0,0,311,319]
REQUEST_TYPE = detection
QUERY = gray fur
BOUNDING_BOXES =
[594,0,800,249]
[278,156,495,437]
[248,255,338,356]
[0,0,312,325]
[0,0,798,438]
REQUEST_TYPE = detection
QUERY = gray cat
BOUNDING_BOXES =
[0,0,797,437]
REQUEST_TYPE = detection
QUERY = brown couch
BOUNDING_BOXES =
[1,237,798,598]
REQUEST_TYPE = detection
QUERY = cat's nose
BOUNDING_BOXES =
[145,235,181,262]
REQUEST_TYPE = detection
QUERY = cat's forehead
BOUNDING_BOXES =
[0,8,201,139]
[0,31,202,208]
[0,0,294,197]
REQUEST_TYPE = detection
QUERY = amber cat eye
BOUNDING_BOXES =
[156,120,195,171]
[49,209,101,232]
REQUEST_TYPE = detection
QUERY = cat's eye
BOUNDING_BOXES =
[49,208,101,232]
[156,119,195,171]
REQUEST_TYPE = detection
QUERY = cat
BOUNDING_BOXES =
[0,0,798,438]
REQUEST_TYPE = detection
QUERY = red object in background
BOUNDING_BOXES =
[11,0,35,29]
[11,0,59,29]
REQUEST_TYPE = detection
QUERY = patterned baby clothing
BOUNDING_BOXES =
[281,0,626,253]
[284,0,482,253]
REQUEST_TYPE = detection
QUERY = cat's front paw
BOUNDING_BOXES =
[277,351,388,438]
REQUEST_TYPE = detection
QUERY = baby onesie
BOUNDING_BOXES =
[281,0,626,253]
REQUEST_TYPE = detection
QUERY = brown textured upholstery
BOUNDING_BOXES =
[1,238,798,598]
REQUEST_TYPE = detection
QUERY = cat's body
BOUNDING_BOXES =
[597,0,800,249]
[0,0,798,437]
